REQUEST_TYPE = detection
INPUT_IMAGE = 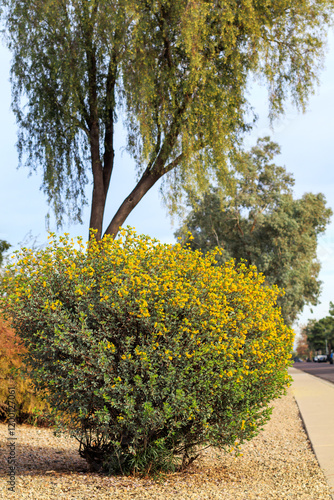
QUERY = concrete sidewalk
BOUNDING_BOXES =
[289,366,334,498]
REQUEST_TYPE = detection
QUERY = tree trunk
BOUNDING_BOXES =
[89,123,106,241]
[103,167,162,238]
[103,152,183,239]
[88,53,116,241]
[101,90,187,240]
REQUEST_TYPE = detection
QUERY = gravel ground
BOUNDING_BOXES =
[0,388,332,500]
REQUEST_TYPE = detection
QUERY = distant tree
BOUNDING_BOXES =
[306,304,334,355]
[0,240,10,267]
[1,0,333,240]
[295,327,313,360]
[175,138,332,326]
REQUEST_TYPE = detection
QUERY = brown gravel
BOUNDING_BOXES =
[0,388,332,499]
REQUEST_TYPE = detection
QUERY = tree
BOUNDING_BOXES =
[1,0,333,240]
[295,326,313,360]
[0,240,10,267]
[306,303,334,354]
[175,137,332,326]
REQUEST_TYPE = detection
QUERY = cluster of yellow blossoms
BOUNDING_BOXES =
[0,227,293,456]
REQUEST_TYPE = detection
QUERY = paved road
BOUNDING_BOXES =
[293,361,334,384]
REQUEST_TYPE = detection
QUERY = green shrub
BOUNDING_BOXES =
[0,228,293,474]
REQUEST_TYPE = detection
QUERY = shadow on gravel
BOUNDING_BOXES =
[0,432,89,477]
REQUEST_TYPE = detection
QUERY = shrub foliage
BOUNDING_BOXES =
[0,228,293,474]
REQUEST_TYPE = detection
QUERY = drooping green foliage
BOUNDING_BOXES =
[306,303,334,353]
[175,138,332,326]
[0,239,10,267]
[2,0,131,238]
[0,228,293,474]
[1,0,333,239]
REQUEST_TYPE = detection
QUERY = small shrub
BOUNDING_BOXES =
[0,228,293,474]
[0,316,49,423]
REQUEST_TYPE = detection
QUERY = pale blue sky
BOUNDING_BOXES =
[0,34,333,329]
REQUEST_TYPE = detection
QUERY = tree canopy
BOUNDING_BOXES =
[306,303,334,354]
[1,0,333,239]
[175,137,332,326]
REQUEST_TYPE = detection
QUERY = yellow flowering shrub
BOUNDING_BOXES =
[0,227,293,474]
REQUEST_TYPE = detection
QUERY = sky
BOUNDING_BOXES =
[0,34,334,331]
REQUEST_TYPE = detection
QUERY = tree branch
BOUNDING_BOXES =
[103,153,183,238]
